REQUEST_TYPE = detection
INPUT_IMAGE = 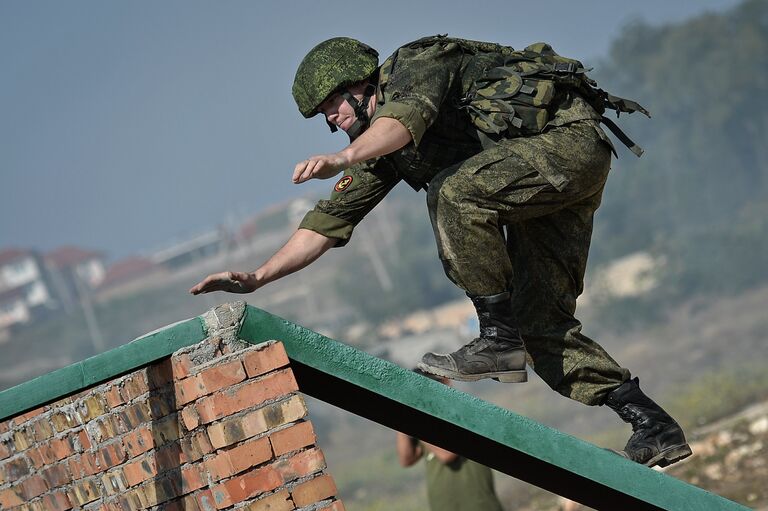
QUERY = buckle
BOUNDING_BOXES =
[553,62,577,74]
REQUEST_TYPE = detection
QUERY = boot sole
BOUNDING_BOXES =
[416,363,527,383]
[650,444,693,468]
[608,443,693,468]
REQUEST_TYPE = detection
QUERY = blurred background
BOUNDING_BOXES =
[1,1,767,509]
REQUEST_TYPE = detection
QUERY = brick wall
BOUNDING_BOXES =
[0,338,344,510]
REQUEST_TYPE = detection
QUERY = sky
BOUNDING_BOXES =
[0,0,744,260]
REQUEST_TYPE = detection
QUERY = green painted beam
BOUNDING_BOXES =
[238,305,749,511]
[0,317,205,421]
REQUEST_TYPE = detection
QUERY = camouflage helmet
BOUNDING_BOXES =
[292,37,379,118]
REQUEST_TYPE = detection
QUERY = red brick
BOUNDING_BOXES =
[99,500,124,511]
[28,444,57,468]
[242,490,294,511]
[172,353,195,379]
[0,441,11,460]
[211,466,282,509]
[229,436,273,474]
[104,386,125,409]
[29,418,55,443]
[41,462,71,487]
[41,490,73,510]
[50,436,76,460]
[291,475,337,507]
[155,442,183,471]
[180,430,213,463]
[269,421,316,456]
[196,369,298,425]
[116,488,146,510]
[119,400,153,429]
[97,441,126,469]
[89,414,123,444]
[136,475,178,507]
[21,474,50,499]
[68,477,101,506]
[0,486,25,508]
[0,421,9,434]
[181,405,200,431]
[150,415,181,446]
[207,395,307,450]
[200,360,247,394]
[102,468,130,497]
[205,441,258,482]
[1,456,30,485]
[147,392,175,419]
[194,489,217,511]
[180,464,206,494]
[175,375,207,406]
[122,425,154,458]
[274,448,326,483]
[68,451,100,478]
[121,373,149,401]
[77,429,92,451]
[243,343,290,378]
[163,493,201,511]
[205,451,235,482]
[123,455,158,487]
[14,406,46,424]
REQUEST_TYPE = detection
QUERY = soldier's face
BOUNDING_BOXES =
[318,81,375,133]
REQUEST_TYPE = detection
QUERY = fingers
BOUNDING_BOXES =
[293,158,325,184]
[292,160,308,183]
[189,272,231,295]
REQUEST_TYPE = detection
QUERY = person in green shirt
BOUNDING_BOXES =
[190,35,691,469]
[396,371,504,511]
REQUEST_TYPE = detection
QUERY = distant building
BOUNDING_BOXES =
[0,286,31,332]
[0,249,57,331]
[45,246,107,313]
[46,246,106,286]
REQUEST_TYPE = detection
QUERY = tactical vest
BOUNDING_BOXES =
[387,35,649,157]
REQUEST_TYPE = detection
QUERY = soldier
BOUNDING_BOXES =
[190,36,692,467]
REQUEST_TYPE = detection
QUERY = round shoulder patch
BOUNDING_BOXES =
[334,175,353,192]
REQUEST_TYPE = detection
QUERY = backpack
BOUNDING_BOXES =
[396,35,649,157]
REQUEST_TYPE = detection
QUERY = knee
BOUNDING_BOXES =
[427,179,462,217]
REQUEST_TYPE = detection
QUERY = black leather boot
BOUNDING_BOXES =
[418,292,527,383]
[604,377,692,467]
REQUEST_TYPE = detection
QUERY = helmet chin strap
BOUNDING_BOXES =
[335,83,377,139]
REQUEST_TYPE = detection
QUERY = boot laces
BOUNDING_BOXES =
[617,406,642,431]
[464,337,492,355]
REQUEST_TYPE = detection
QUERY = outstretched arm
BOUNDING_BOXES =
[189,228,337,295]
[292,117,412,184]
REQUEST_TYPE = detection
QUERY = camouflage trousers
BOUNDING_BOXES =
[426,120,631,405]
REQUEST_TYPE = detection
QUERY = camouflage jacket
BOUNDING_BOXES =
[298,38,601,246]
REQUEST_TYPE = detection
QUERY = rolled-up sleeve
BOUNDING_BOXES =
[299,157,400,247]
[371,41,465,147]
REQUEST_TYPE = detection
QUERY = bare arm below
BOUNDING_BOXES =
[189,228,337,295]
[396,432,424,467]
[396,433,459,466]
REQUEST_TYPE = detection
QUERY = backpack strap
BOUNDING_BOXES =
[600,116,644,157]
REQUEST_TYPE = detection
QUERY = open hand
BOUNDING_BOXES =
[189,271,259,295]
[293,153,349,184]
